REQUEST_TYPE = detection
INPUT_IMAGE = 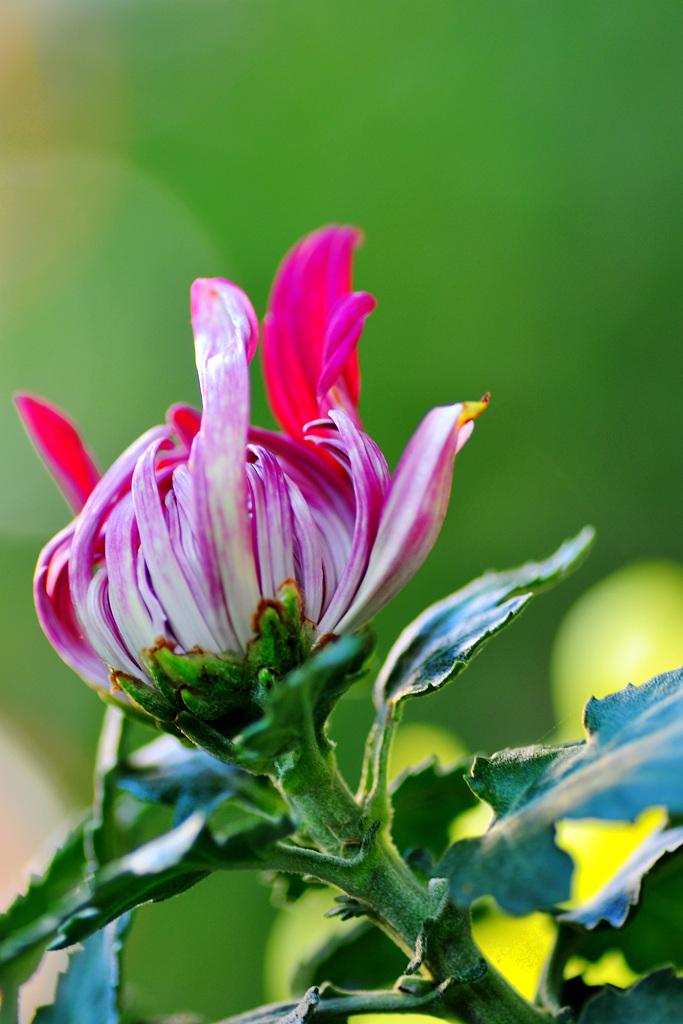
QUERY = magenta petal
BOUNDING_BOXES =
[317,411,388,635]
[69,425,171,638]
[334,404,468,633]
[316,292,375,414]
[15,393,101,512]
[262,226,364,438]
[191,278,260,650]
[167,402,201,448]
[34,523,112,689]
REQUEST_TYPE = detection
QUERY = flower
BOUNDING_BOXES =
[16,226,486,730]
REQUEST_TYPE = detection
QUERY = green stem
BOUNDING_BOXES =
[0,976,19,1024]
[216,986,452,1024]
[274,740,555,1024]
[86,705,126,869]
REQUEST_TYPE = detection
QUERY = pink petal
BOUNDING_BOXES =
[132,439,220,651]
[245,445,296,600]
[190,278,260,650]
[249,427,355,608]
[14,393,101,512]
[334,403,477,634]
[105,493,162,661]
[86,565,144,679]
[317,411,389,635]
[167,403,201,448]
[69,425,172,636]
[34,523,112,689]
[316,292,375,420]
[262,226,364,439]
[285,476,324,624]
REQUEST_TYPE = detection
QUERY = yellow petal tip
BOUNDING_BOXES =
[457,393,489,428]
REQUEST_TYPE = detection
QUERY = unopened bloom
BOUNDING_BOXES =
[16,226,485,730]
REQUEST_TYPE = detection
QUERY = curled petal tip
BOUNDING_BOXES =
[456,394,489,430]
[191,277,259,364]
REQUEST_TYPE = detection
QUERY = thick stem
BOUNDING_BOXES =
[274,743,554,1024]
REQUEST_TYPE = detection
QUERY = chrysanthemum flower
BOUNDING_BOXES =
[16,226,486,730]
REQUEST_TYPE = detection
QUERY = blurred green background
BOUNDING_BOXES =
[2,0,683,1017]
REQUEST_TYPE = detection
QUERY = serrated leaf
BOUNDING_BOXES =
[51,812,293,949]
[32,915,130,1024]
[375,528,593,709]
[236,632,374,761]
[577,967,683,1023]
[576,839,683,974]
[389,757,477,857]
[437,665,683,915]
[561,823,683,930]
[0,819,88,977]
[118,735,286,824]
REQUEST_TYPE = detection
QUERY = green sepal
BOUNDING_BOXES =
[236,630,375,762]
[247,580,314,684]
[113,672,180,723]
[143,643,252,721]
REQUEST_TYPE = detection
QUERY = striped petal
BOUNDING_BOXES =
[285,476,324,623]
[245,445,296,600]
[105,494,162,663]
[132,439,219,652]
[190,278,260,650]
[85,565,143,679]
[334,401,485,634]
[15,393,101,512]
[248,427,356,613]
[34,523,111,689]
[70,425,171,638]
[262,226,364,439]
[317,411,388,635]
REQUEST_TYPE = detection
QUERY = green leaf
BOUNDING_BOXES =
[51,811,293,949]
[118,734,286,824]
[374,528,593,709]
[561,823,683,930]
[0,819,88,979]
[291,920,407,994]
[32,916,130,1024]
[389,757,477,858]
[575,839,683,974]
[236,632,374,762]
[577,967,683,1023]
[437,665,683,915]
